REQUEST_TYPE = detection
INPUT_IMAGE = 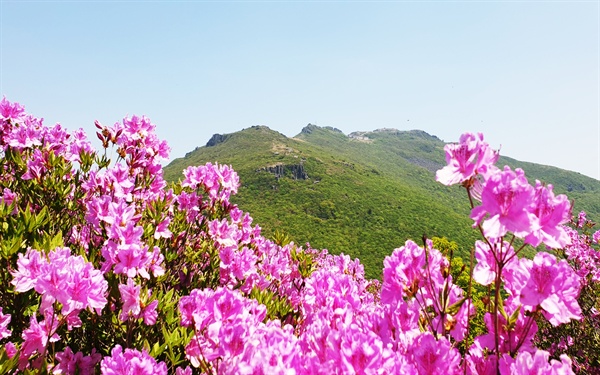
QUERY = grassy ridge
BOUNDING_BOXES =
[164,125,600,279]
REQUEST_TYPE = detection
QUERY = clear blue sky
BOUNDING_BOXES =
[1,1,598,180]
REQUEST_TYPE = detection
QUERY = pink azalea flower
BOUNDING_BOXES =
[11,248,108,316]
[141,299,159,325]
[499,350,574,375]
[119,279,141,321]
[53,347,102,375]
[525,181,571,248]
[408,333,462,375]
[471,167,535,239]
[476,300,538,355]
[21,313,60,360]
[436,132,498,186]
[339,327,383,374]
[0,308,11,340]
[11,248,46,292]
[473,240,518,286]
[519,252,581,325]
[100,345,167,375]
[381,240,425,304]
[0,96,25,120]
[4,342,17,358]
[466,341,497,375]
[153,218,172,239]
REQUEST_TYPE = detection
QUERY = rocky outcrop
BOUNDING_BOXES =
[206,133,231,147]
[260,163,308,180]
[300,124,343,135]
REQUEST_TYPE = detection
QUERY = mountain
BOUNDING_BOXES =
[164,125,600,279]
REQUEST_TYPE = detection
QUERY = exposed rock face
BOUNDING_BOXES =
[300,124,318,135]
[206,133,231,147]
[260,163,308,180]
[300,124,343,135]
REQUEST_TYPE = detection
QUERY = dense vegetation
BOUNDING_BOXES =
[165,124,600,279]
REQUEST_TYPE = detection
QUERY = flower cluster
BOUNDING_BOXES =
[0,98,595,373]
[12,247,108,316]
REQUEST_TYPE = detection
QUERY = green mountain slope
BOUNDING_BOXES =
[164,125,600,279]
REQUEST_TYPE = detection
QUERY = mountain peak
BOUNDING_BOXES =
[300,124,344,135]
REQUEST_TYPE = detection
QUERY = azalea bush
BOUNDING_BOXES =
[534,213,600,372]
[0,97,599,374]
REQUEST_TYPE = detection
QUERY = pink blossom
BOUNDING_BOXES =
[22,148,47,180]
[178,287,267,367]
[11,247,108,316]
[6,115,44,150]
[339,326,384,374]
[476,301,538,355]
[21,313,60,360]
[0,96,25,120]
[472,240,518,286]
[381,240,425,304]
[0,308,11,340]
[471,167,535,239]
[525,181,571,248]
[408,333,462,375]
[118,279,141,321]
[519,252,581,325]
[100,345,167,375]
[11,248,46,292]
[153,218,172,239]
[436,132,498,186]
[141,299,159,325]
[53,347,101,375]
[576,211,587,228]
[466,341,497,375]
[499,350,574,374]
[117,279,159,325]
[4,342,17,358]
[182,163,239,201]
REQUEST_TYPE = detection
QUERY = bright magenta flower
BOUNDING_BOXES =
[408,333,462,375]
[21,312,60,361]
[0,308,11,340]
[381,240,425,304]
[473,240,517,286]
[11,247,108,316]
[499,350,574,374]
[53,347,101,375]
[100,345,167,375]
[519,252,581,325]
[525,181,571,248]
[436,132,498,186]
[0,96,25,120]
[118,279,141,321]
[471,167,535,239]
